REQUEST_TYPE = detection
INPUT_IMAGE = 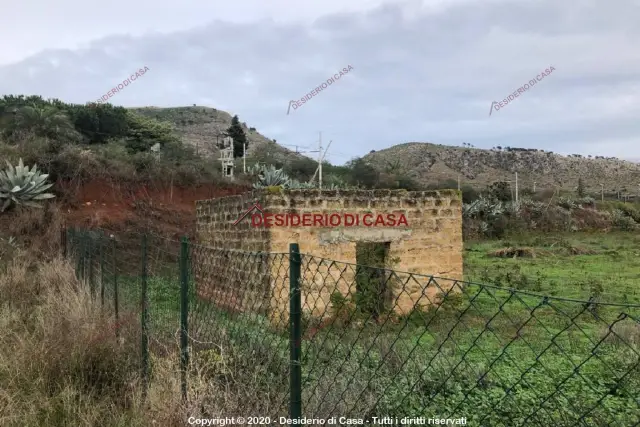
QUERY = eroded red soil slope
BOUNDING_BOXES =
[58,179,248,238]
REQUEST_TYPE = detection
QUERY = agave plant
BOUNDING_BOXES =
[0,158,55,212]
[324,175,350,189]
[463,196,510,219]
[246,163,263,177]
[252,164,291,188]
[287,180,316,189]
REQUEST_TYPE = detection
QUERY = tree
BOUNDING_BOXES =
[488,181,512,202]
[226,115,248,158]
[125,113,179,154]
[3,104,80,142]
[283,157,318,182]
[577,177,586,197]
[72,104,129,144]
[346,157,379,188]
[384,160,401,174]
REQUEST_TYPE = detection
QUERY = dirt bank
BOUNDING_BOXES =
[57,179,249,238]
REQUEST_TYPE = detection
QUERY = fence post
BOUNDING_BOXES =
[113,235,120,339]
[179,236,190,402]
[289,243,302,420]
[140,233,150,402]
[100,231,105,308]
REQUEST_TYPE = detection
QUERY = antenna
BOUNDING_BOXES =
[309,135,332,187]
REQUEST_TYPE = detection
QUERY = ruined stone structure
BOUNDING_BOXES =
[195,188,463,326]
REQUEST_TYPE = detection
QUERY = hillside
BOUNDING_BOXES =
[129,107,640,194]
[128,106,305,165]
[4,95,639,195]
[363,143,640,193]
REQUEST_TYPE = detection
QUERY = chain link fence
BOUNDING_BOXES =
[62,227,640,426]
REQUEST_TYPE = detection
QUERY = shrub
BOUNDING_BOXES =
[577,196,596,208]
[611,209,637,231]
[557,196,577,210]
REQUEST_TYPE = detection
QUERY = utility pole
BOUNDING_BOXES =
[318,132,323,189]
[317,140,333,189]
[243,142,246,173]
[600,183,604,202]
[308,133,331,187]
[457,175,461,191]
[533,181,536,192]
[515,172,519,203]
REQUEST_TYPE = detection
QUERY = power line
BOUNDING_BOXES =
[278,143,313,150]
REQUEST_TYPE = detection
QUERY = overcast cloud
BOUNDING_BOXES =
[1,0,639,165]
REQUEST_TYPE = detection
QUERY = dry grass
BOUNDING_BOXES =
[565,245,598,255]
[0,254,144,426]
[0,233,289,426]
[0,203,65,258]
[489,247,537,259]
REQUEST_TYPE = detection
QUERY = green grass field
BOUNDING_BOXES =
[463,231,640,305]
[77,231,640,426]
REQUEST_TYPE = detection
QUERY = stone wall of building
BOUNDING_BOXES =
[195,190,270,252]
[194,191,271,314]
[195,188,463,326]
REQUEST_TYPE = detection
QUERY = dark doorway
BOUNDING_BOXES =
[355,242,391,319]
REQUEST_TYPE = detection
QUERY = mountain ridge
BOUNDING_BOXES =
[132,106,640,194]
[362,142,640,193]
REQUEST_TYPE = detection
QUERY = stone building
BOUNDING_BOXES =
[194,188,463,327]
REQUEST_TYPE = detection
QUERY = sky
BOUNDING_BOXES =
[1,0,639,165]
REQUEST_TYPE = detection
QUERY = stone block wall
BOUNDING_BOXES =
[195,190,271,252]
[195,188,463,325]
[193,191,271,314]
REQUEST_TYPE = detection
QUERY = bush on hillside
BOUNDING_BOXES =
[601,201,640,223]
[0,94,232,189]
[1,134,225,190]
[611,209,638,231]
[463,195,637,238]
[0,95,129,144]
[283,157,318,182]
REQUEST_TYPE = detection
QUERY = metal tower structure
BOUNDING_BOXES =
[220,136,235,178]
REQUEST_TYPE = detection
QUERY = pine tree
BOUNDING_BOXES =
[226,115,248,158]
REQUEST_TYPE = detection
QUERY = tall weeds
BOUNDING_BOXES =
[0,238,284,426]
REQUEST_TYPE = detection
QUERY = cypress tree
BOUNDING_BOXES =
[226,115,248,158]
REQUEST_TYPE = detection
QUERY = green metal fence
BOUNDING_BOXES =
[62,227,640,426]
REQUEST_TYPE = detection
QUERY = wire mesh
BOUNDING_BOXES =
[63,227,640,426]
